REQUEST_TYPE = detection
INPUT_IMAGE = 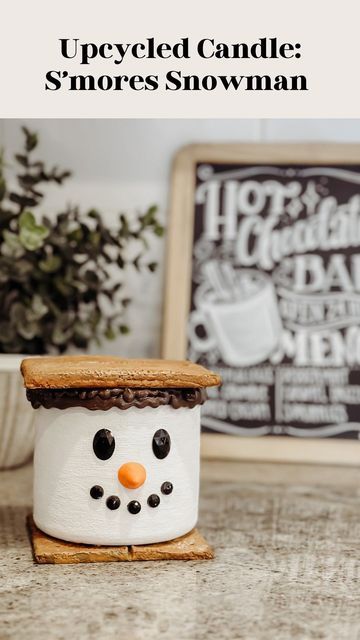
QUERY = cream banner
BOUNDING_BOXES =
[0,0,359,118]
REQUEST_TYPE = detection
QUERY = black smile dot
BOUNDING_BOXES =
[106,495,120,510]
[90,485,104,499]
[147,494,160,508]
[161,481,173,495]
[128,500,141,514]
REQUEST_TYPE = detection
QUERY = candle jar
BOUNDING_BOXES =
[21,356,220,546]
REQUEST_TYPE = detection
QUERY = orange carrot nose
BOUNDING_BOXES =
[118,462,146,489]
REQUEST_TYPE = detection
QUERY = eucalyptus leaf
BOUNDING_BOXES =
[19,211,49,250]
[54,276,73,296]
[2,231,25,258]
[52,324,72,345]
[15,154,29,168]
[22,127,38,152]
[9,192,38,208]
[140,205,158,226]
[10,302,27,325]
[119,324,130,335]
[104,326,116,340]
[28,295,48,320]
[89,231,100,247]
[154,223,165,237]
[68,227,83,243]
[38,255,62,273]
[18,321,40,340]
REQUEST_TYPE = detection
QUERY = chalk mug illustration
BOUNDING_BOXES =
[189,262,283,367]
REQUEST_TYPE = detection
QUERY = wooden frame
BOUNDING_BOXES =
[162,143,360,465]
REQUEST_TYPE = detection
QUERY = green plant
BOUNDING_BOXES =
[0,127,164,354]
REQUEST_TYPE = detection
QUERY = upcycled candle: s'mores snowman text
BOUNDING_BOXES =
[21,356,220,546]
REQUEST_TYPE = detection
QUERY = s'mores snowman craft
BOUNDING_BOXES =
[21,356,220,552]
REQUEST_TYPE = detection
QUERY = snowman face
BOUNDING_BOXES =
[33,404,201,545]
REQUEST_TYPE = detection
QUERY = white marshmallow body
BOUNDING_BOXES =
[33,405,200,545]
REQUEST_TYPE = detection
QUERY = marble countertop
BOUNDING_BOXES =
[1,459,360,640]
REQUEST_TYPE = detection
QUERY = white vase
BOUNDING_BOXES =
[0,355,36,469]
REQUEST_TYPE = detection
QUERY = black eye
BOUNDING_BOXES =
[152,429,171,459]
[93,429,115,460]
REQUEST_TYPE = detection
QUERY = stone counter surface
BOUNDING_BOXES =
[1,460,360,640]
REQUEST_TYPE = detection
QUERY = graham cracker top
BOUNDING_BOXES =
[21,355,221,390]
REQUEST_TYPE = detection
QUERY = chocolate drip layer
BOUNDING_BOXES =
[26,387,207,411]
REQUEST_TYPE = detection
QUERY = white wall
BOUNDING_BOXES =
[1,119,360,357]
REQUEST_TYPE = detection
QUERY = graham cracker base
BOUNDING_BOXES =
[26,515,214,564]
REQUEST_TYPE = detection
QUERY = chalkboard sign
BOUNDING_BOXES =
[163,144,360,464]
